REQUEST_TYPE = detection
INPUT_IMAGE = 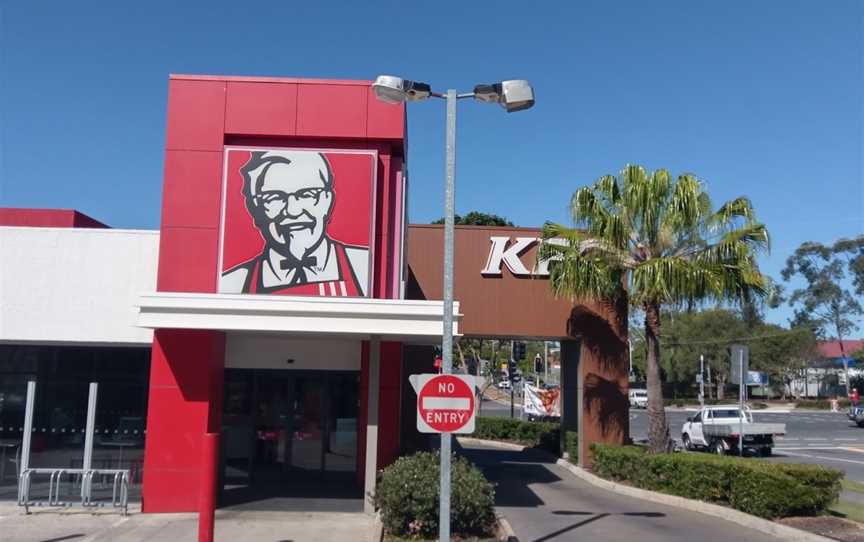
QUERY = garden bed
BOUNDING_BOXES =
[590,443,843,519]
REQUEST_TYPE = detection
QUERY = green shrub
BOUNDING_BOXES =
[565,431,579,464]
[590,444,842,518]
[729,468,824,518]
[795,398,851,410]
[375,451,496,538]
[474,417,559,452]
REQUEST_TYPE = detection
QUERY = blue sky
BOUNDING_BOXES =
[1,1,862,329]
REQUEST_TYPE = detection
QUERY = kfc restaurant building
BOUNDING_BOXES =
[0,75,627,514]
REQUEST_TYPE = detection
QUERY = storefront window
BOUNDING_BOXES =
[0,345,150,499]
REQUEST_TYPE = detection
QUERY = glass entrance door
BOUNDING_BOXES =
[288,375,323,476]
[220,370,359,504]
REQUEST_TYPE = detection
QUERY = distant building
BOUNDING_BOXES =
[785,340,862,398]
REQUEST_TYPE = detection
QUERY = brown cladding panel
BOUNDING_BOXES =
[407,224,576,338]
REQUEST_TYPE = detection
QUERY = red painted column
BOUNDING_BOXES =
[142,329,225,512]
[198,432,219,542]
[377,341,402,468]
[357,340,403,485]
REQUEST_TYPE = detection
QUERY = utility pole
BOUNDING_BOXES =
[544,341,549,384]
[699,355,705,407]
[510,340,515,419]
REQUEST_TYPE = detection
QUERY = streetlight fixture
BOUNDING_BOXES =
[372,74,534,542]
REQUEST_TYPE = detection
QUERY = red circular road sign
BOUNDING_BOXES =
[418,374,476,433]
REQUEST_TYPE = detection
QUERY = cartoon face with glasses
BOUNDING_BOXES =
[220,150,369,296]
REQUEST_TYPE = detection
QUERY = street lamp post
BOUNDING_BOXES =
[372,75,534,542]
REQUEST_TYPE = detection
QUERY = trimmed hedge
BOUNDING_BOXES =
[796,398,851,410]
[591,444,842,519]
[474,417,559,452]
[375,451,496,538]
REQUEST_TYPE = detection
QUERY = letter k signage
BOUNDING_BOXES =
[409,374,476,434]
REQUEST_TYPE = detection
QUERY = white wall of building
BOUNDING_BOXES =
[225,333,361,370]
[0,227,158,345]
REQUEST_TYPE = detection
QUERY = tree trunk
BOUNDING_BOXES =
[837,333,850,396]
[644,303,672,453]
[717,373,726,400]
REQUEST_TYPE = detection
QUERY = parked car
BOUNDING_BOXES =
[849,404,864,427]
[629,389,648,409]
[681,405,786,456]
[497,380,511,390]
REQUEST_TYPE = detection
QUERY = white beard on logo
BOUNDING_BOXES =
[268,221,322,261]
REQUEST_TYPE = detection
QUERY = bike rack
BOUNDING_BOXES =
[18,467,129,515]
[15,382,130,516]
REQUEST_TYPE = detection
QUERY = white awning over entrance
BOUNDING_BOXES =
[136,292,460,342]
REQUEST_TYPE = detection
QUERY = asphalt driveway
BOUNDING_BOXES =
[458,440,780,542]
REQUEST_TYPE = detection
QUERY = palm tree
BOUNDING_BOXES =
[540,165,769,453]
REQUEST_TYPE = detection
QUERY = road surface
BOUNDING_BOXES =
[458,439,780,542]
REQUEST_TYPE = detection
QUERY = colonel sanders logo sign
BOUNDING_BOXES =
[218,148,376,297]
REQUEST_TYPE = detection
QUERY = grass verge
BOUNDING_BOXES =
[840,479,864,495]
[829,500,864,524]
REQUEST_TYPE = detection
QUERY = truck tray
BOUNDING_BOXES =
[702,423,786,437]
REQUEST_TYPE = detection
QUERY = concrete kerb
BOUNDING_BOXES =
[496,513,518,542]
[554,459,835,542]
[458,437,528,452]
[457,436,833,542]
[371,512,384,542]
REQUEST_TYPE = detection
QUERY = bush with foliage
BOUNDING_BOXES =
[591,444,842,518]
[474,417,559,452]
[564,431,579,464]
[375,451,496,538]
[795,398,851,410]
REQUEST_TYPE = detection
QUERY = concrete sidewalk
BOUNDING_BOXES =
[0,502,375,542]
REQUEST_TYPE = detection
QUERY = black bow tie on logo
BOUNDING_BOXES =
[280,256,317,285]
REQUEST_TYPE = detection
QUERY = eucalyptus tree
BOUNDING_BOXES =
[782,239,863,394]
[540,165,769,452]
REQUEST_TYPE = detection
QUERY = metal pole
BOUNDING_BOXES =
[544,341,549,384]
[628,339,633,378]
[700,355,705,407]
[510,340,515,418]
[438,88,457,542]
[83,383,98,472]
[20,382,36,473]
[738,352,744,457]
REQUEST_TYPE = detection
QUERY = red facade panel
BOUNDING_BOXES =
[150,75,407,512]
[0,208,108,228]
[377,341,403,468]
[143,329,225,513]
[225,82,298,136]
[296,83,367,138]
[366,87,405,140]
[165,80,226,151]
[160,151,224,229]
[156,227,219,293]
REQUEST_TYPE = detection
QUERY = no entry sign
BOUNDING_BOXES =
[410,374,476,434]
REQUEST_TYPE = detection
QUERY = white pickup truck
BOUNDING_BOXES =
[681,405,785,457]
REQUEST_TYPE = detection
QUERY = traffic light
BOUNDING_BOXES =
[513,341,526,360]
[507,359,517,380]
[534,355,544,373]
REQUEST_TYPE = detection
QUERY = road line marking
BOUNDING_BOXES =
[779,450,864,466]
[839,447,864,454]
[775,446,848,451]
